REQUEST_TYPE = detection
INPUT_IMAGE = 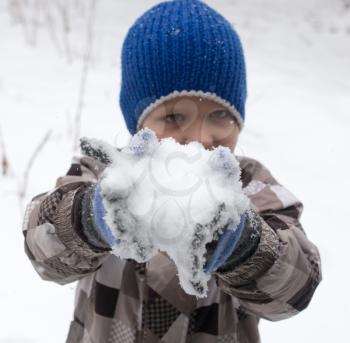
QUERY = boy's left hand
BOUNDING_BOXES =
[204,212,247,273]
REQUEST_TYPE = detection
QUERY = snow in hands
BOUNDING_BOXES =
[80,128,250,297]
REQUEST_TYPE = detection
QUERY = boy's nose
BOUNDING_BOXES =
[180,121,215,150]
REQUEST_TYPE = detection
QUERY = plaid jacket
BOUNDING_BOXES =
[22,155,321,343]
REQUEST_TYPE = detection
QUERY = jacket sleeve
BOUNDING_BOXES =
[22,155,111,285]
[214,157,322,321]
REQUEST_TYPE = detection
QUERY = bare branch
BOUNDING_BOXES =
[18,129,52,210]
[343,0,350,10]
[7,0,24,24]
[7,0,31,43]
[44,0,63,56]
[73,0,98,152]
[27,0,42,46]
[54,0,73,62]
[0,124,10,176]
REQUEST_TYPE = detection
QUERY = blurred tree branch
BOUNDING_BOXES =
[18,129,52,211]
[73,0,98,151]
[7,0,94,62]
[6,0,99,155]
[0,124,10,176]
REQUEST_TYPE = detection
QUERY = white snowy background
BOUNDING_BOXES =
[0,0,349,341]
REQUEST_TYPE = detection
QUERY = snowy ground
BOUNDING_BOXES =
[0,0,349,342]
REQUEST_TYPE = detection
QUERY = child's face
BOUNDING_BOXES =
[140,96,240,151]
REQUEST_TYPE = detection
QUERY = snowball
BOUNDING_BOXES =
[84,128,250,297]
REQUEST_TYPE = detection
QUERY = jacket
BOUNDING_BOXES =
[22,154,322,343]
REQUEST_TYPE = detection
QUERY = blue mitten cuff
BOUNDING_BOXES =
[93,184,118,247]
[80,183,118,250]
[204,213,247,273]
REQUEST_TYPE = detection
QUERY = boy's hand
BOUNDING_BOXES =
[204,213,246,273]
[80,128,160,262]
[80,129,250,297]
[184,147,250,293]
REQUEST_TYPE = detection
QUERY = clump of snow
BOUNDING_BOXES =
[82,128,249,297]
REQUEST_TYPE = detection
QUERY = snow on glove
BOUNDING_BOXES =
[80,128,250,297]
[177,146,250,296]
[81,127,158,250]
[80,128,159,262]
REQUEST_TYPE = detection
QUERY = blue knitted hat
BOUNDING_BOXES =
[119,0,247,134]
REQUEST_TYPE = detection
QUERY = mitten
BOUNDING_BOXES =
[204,212,247,273]
[80,183,117,250]
[80,128,160,261]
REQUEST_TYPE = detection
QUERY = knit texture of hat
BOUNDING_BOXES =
[119,0,247,134]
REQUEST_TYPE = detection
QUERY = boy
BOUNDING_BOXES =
[23,1,321,342]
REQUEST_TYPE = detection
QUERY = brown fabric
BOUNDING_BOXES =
[22,154,322,342]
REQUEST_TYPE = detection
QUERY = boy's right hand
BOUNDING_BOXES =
[80,128,160,262]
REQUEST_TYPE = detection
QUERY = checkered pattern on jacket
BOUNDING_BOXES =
[23,154,322,342]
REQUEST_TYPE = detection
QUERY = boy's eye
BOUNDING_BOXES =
[208,109,230,120]
[164,113,185,124]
